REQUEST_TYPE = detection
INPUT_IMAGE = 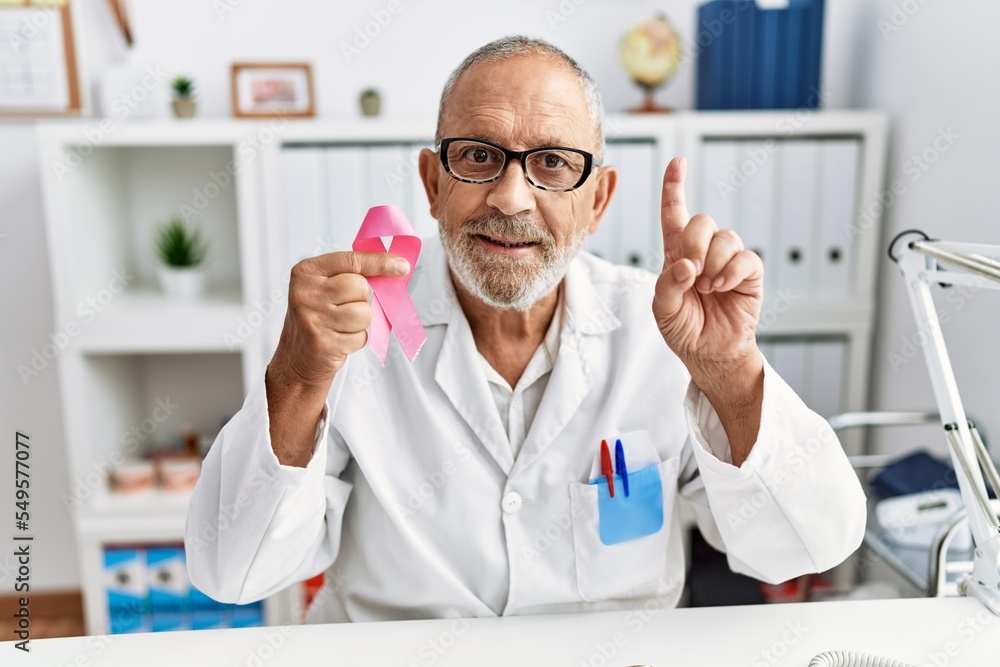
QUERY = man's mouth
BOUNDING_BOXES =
[475,234,540,249]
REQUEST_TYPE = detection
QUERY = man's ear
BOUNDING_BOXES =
[588,165,618,234]
[418,148,442,220]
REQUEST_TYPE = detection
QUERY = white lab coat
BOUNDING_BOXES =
[185,234,866,623]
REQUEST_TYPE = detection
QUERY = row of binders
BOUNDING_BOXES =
[696,0,826,110]
[698,137,861,299]
[584,140,659,269]
[281,143,438,270]
[104,546,263,633]
[280,136,862,302]
[280,141,663,273]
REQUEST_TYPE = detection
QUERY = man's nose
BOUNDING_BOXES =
[485,160,537,216]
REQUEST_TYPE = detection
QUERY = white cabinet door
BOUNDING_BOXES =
[807,339,847,419]
[769,339,810,402]
[763,337,847,419]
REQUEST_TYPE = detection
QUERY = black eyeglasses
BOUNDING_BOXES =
[436,137,598,192]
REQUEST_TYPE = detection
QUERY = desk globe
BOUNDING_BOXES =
[620,14,683,113]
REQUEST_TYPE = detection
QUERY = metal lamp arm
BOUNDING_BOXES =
[891,232,1000,614]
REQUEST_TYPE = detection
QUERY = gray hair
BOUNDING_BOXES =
[435,36,606,162]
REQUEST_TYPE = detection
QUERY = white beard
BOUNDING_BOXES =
[439,213,588,311]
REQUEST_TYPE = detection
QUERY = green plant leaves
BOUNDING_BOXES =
[171,76,195,99]
[155,218,207,267]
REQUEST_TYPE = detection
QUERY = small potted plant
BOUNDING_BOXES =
[155,217,208,300]
[171,76,197,118]
[359,87,381,117]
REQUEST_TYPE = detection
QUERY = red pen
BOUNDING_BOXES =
[600,439,615,498]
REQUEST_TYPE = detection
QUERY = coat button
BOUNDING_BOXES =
[501,491,522,514]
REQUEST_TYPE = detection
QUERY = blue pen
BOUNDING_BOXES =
[614,438,629,497]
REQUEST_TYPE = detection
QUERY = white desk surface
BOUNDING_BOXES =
[3,597,998,666]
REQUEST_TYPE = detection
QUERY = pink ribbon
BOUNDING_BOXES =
[352,205,427,365]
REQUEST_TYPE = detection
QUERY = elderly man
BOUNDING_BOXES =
[186,36,865,622]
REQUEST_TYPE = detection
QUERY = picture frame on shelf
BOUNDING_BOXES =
[230,62,315,118]
[0,0,84,116]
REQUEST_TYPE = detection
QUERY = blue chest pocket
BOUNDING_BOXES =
[569,456,679,602]
[592,464,664,545]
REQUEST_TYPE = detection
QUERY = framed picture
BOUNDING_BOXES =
[0,0,84,116]
[231,62,315,118]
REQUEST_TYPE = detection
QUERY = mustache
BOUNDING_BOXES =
[461,214,553,245]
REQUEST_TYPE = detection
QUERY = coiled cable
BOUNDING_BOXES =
[808,651,915,667]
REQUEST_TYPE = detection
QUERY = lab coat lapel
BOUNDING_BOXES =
[434,307,515,475]
[419,236,514,474]
[508,331,592,479]
[509,256,621,477]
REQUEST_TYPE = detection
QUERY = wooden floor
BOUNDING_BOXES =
[0,591,85,640]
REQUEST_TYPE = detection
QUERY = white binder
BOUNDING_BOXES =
[586,142,622,264]
[407,144,438,240]
[698,140,739,232]
[325,146,366,253]
[815,139,860,297]
[617,141,657,269]
[366,145,413,223]
[736,140,778,275]
[774,140,820,295]
[280,147,327,269]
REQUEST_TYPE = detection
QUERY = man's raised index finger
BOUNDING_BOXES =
[660,156,691,234]
[315,251,410,277]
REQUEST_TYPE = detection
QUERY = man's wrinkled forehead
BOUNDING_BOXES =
[439,56,596,150]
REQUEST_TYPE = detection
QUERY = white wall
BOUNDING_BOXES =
[0,124,76,591]
[1,0,995,591]
[88,0,867,121]
[857,1,1000,459]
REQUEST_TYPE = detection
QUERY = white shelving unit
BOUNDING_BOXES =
[38,111,887,633]
[677,111,889,456]
[36,121,291,635]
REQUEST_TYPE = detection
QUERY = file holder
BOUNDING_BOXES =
[696,0,825,110]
